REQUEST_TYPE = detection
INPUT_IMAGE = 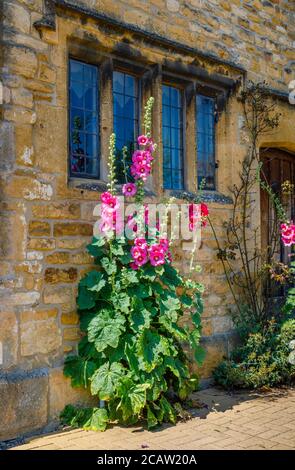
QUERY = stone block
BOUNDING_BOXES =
[44,267,78,284]
[45,251,70,264]
[61,311,79,325]
[20,308,61,356]
[0,312,18,368]
[48,367,96,420]
[57,239,86,250]
[15,123,34,166]
[29,220,51,236]
[0,370,48,440]
[5,46,37,79]
[11,88,33,108]
[0,291,40,306]
[4,3,31,34]
[63,327,81,341]
[32,202,81,220]
[53,223,93,237]
[43,285,73,304]
[5,176,53,200]
[0,121,15,171]
[196,336,228,379]
[38,63,56,83]
[27,238,56,251]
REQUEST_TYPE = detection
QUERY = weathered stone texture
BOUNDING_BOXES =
[0,0,294,441]
[0,372,48,440]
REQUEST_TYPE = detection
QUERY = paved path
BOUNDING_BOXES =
[12,387,295,450]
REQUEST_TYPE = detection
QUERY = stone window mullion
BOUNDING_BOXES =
[100,58,114,182]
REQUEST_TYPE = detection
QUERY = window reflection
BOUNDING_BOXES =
[113,71,139,183]
[162,84,184,190]
[69,59,99,178]
[196,95,215,190]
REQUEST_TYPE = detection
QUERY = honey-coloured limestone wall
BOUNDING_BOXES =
[0,0,294,440]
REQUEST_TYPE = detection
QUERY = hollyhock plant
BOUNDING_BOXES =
[63,97,205,434]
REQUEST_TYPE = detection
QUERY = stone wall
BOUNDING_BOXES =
[0,0,294,440]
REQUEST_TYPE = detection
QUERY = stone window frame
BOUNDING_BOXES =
[67,44,228,198]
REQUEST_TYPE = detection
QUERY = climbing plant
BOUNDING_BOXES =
[61,98,207,431]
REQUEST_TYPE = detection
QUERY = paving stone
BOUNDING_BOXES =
[11,387,295,451]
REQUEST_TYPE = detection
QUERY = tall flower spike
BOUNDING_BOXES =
[144,97,155,138]
[107,133,117,195]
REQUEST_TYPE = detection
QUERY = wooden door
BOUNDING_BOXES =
[260,148,295,266]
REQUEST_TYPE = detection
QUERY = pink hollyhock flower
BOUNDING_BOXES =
[101,191,112,204]
[131,245,148,267]
[167,251,173,263]
[131,245,147,260]
[159,238,169,252]
[281,222,295,247]
[144,205,149,225]
[122,182,137,197]
[201,202,209,217]
[142,150,153,163]
[99,220,113,233]
[137,135,150,146]
[189,203,199,231]
[127,214,138,233]
[134,238,147,248]
[135,253,148,266]
[100,192,119,211]
[149,244,166,266]
[131,162,151,181]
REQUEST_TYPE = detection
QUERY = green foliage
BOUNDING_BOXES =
[213,317,295,390]
[62,236,205,431]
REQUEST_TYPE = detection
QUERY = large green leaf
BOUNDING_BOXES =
[117,378,150,421]
[130,300,151,332]
[83,408,108,431]
[159,316,187,341]
[87,308,125,352]
[77,286,96,310]
[90,361,124,399]
[112,292,130,313]
[80,271,106,293]
[137,330,170,372]
[164,356,188,379]
[121,268,139,285]
[161,264,182,288]
[146,405,158,429]
[64,355,96,388]
[141,265,157,281]
[86,237,106,258]
[159,291,180,315]
[194,345,206,365]
[128,283,152,299]
[101,257,117,275]
[159,396,177,424]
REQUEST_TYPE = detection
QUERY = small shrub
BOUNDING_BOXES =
[213,318,295,390]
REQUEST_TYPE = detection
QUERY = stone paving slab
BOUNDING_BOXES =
[10,387,295,450]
